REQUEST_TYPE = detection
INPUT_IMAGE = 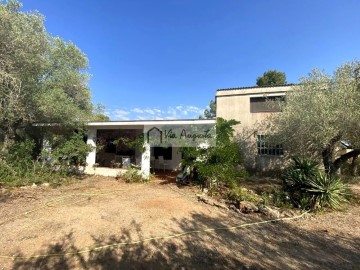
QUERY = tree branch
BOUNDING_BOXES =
[332,149,360,173]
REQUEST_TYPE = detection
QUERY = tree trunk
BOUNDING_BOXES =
[351,155,358,176]
[330,149,360,176]
[1,125,16,154]
[322,134,341,175]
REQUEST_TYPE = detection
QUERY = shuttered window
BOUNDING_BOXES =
[250,96,285,113]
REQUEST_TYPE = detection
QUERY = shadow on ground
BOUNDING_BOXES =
[10,211,360,270]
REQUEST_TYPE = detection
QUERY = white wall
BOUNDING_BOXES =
[152,147,182,170]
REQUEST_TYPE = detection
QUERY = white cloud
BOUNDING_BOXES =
[132,108,144,114]
[108,105,206,121]
[143,109,156,115]
[167,107,177,116]
[113,109,130,120]
[172,105,204,117]
[153,108,162,114]
[187,105,204,114]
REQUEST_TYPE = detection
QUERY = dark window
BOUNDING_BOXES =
[154,147,172,160]
[257,135,283,156]
[250,96,285,113]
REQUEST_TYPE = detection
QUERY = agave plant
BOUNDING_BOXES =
[307,174,350,209]
[283,157,350,210]
[283,157,319,190]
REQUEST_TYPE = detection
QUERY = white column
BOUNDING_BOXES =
[141,142,150,178]
[86,128,97,171]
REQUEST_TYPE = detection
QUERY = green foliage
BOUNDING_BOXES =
[283,157,319,190]
[256,70,287,86]
[0,0,94,153]
[0,161,16,182]
[283,157,350,210]
[0,132,92,187]
[181,118,244,188]
[6,139,34,171]
[51,132,92,166]
[227,187,260,204]
[92,104,110,121]
[307,174,350,209]
[270,61,360,175]
[120,168,148,183]
[93,114,110,121]
[200,100,216,119]
[114,134,146,153]
[261,188,291,208]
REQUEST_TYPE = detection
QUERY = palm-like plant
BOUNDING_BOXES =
[283,157,319,190]
[283,157,350,210]
[307,174,350,209]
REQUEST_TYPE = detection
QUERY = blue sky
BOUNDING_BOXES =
[20,0,360,120]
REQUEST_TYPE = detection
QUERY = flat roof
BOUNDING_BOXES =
[217,84,295,92]
[87,118,216,127]
[216,84,294,97]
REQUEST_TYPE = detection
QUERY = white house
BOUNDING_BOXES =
[85,119,216,177]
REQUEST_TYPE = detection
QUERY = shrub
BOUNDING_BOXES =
[261,188,292,208]
[307,174,350,209]
[227,187,261,204]
[0,161,16,184]
[6,140,35,176]
[120,168,148,183]
[51,132,92,166]
[0,132,92,187]
[181,118,245,189]
[283,157,319,190]
[283,157,350,210]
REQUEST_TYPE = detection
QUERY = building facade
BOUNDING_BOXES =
[84,84,295,176]
[216,84,293,172]
[85,119,216,177]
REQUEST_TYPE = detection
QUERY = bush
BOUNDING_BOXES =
[50,132,92,166]
[283,157,319,189]
[261,188,292,208]
[6,140,35,176]
[181,118,245,189]
[283,157,350,210]
[0,132,92,187]
[227,187,261,204]
[307,174,349,209]
[120,168,148,183]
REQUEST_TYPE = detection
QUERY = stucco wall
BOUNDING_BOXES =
[151,147,182,171]
[216,85,292,133]
[216,85,293,172]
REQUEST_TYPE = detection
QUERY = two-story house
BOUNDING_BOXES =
[216,84,293,172]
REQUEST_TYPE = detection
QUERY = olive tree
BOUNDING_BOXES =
[270,61,360,176]
[0,0,93,152]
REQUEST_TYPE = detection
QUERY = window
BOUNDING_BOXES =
[257,135,283,156]
[250,96,285,113]
[154,147,172,160]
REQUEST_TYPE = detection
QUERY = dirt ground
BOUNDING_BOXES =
[0,173,359,270]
